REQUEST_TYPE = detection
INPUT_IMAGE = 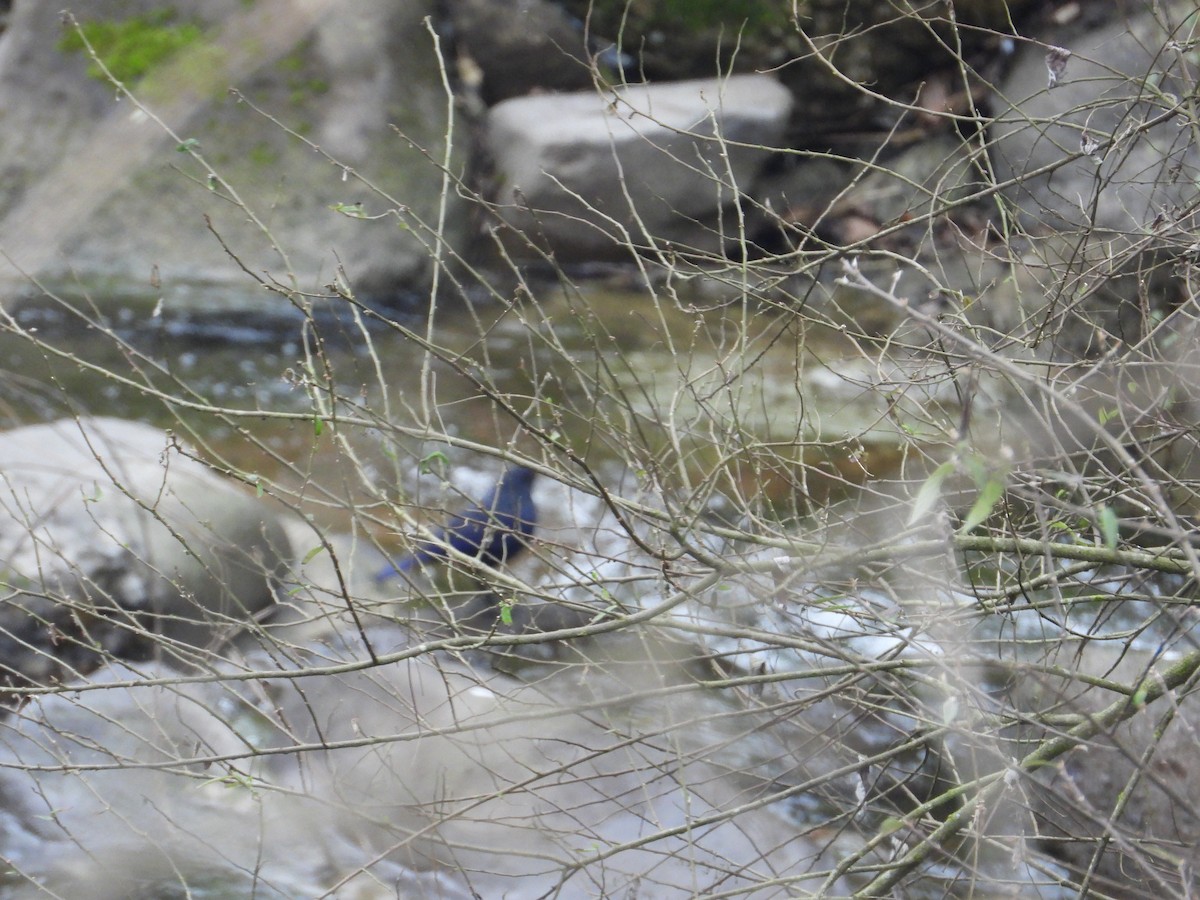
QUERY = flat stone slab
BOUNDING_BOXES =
[486,74,793,259]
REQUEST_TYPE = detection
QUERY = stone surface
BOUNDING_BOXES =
[485,74,793,260]
[446,0,594,104]
[0,417,291,685]
[0,0,466,303]
[991,1,1200,242]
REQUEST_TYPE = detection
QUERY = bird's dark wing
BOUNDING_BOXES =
[375,466,537,583]
[476,468,537,565]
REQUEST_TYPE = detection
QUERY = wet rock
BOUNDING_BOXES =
[0,417,290,686]
[485,74,793,260]
[0,661,363,899]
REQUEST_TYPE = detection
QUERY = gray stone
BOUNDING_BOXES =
[844,133,981,229]
[991,2,1200,243]
[485,74,793,259]
[0,0,467,301]
[0,417,291,684]
[446,0,595,104]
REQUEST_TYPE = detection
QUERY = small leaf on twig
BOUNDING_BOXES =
[959,477,1005,534]
[1046,46,1071,88]
[1097,504,1119,549]
[419,451,450,474]
[942,696,960,725]
[908,461,955,526]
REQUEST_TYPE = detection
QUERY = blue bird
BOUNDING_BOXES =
[376,466,538,582]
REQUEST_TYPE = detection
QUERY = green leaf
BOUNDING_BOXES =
[302,545,326,564]
[878,817,904,836]
[499,599,514,626]
[1132,682,1149,709]
[313,417,324,437]
[1097,504,1119,549]
[419,451,450,474]
[176,138,200,152]
[1098,406,1119,425]
[959,477,1005,534]
[907,461,955,526]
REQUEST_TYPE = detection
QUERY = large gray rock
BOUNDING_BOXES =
[991,2,1200,242]
[0,0,465,302]
[0,417,290,685]
[485,75,793,259]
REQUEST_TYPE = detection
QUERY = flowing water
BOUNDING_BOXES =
[0,275,1122,898]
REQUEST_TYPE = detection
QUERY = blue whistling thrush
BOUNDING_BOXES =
[375,466,537,582]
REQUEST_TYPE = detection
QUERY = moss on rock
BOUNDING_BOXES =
[58,8,204,84]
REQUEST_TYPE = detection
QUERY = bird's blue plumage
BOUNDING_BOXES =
[376,466,537,582]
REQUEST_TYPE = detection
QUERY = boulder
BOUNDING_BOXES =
[0,0,466,303]
[0,417,291,685]
[991,2,1200,242]
[485,74,793,260]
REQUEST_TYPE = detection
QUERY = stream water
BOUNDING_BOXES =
[0,275,912,510]
[0,274,1160,898]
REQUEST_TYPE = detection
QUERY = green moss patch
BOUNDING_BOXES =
[58,9,204,84]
